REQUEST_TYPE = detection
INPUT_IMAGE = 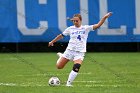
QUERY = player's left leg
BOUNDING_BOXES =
[56,52,63,64]
[56,52,69,69]
[66,59,82,86]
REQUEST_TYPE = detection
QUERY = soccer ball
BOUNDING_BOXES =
[48,77,60,86]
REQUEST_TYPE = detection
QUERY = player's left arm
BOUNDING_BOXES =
[93,12,112,30]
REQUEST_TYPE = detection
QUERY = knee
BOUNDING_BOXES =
[73,63,81,72]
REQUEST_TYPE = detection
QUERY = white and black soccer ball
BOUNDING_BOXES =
[48,77,60,86]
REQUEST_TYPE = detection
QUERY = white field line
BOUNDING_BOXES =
[0,83,16,86]
[0,82,137,88]
[16,71,139,77]
[0,57,32,61]
[16,73,132,83]
[81,84,136,88]
[73,80,130,83]
[0,82,46,87]
[17,72,92,77]
[74,80,110,83]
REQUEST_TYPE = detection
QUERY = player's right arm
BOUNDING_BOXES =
[48,27,70,47]
[48,34,64,47]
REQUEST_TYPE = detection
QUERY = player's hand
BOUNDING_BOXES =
[104,12,113,18]
[48,42,54,47]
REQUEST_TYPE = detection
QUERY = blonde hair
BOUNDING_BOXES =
[73,14,82,21]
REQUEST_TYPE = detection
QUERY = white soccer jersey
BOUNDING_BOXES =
[62,25,94,52]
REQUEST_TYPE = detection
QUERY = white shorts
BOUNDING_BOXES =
[62,49,85,61]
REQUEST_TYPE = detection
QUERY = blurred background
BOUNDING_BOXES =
[0,0,140,52]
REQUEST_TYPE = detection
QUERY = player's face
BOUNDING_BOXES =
[72,17,81,27]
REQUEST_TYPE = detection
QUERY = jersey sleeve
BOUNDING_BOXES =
[85,25,94,32]
[62,27,70,36]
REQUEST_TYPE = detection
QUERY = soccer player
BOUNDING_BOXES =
[48,12,112,86]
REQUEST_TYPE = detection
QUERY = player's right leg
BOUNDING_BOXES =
[56,53,69,69]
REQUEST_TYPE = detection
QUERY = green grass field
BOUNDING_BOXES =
[0,52,139,93]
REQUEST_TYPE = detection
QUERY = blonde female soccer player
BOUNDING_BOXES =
[48,12,112,86]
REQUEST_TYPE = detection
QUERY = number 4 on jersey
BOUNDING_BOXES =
[77,35,81,41]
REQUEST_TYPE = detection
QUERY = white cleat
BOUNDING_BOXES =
[66,84,73,87]
[57,52,62,57]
